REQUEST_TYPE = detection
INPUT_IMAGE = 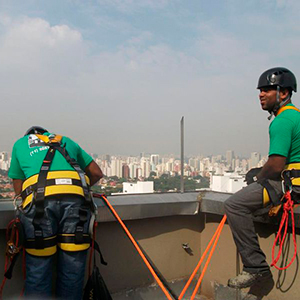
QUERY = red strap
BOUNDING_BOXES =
[0,256,9,299]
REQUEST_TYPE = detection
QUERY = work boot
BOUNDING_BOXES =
[228,270,272,289]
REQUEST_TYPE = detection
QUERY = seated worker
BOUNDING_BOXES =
[224,67,299,288]
[8,126,103,299]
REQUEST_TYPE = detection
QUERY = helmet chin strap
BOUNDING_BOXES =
[268,86,290,120]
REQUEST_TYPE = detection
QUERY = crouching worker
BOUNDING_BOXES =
[225,67,300,289]
[8,126,103,299]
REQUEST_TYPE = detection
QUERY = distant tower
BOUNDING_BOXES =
[122,164,130,179]
[226,150,234,168]
[250,152,261,168]
[0,152,8,161]
[150,154,159,166]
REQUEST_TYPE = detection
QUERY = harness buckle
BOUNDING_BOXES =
[36,187,45,194]
[281,169,294,194]
[75,226,84,244]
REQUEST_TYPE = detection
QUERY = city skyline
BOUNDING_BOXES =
[0,149,266,179]
[0,148,266,161]
[0,1,299,155]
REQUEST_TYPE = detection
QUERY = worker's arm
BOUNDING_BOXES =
[256,155,286,181]
[85,160,103,186]
[12,179,24,196]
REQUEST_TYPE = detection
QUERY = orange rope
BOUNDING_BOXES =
[98,194,173,300]
[190,215,227,300]
[178,215,227,300]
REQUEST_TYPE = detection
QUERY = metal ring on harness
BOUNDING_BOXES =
[13,194,22,211]
[281,168,296,193]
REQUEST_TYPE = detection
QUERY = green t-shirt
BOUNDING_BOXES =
[8,133,93,180]
[269,104,300,164]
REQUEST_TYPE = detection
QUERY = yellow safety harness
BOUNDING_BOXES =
[21,134,93,256]
[262,105,300,215]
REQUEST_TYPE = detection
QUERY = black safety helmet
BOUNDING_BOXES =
[257,67,297,93]
[24,126,48,136]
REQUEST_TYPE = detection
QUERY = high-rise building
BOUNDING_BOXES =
[226,150,234,167]
[128,163,138,179]
[150,154,159,166]
[141,158,151,178]
[122,164,130,179]
[166,161,174,173]
[250,152,261,169]
[110,157,124,178]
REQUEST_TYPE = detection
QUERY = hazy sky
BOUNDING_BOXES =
[0,0,299,157]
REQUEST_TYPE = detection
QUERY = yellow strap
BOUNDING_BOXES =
[25,245,57,256]
[22,170,90,208]
[285,163,300,170]
[25,235,58,256]
[263,188,270,207]
[58,233,90,251]
[263,162,300,208]
[22,170,90,190]
[58,243,90,252]
[35,134,63,144]
[284,163,300,186]
[22,185,88,208]
[277,105,300,116]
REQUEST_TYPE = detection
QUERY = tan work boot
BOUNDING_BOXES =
[228,270,272,289]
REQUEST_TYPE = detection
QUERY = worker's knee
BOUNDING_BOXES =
[224,194,240,215]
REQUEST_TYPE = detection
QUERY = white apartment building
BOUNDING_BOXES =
[250,152,261,169]
[210,172,246,193]
[110,157,124,178]
[0,152,9,170]
[123,181,154,194]
[141,158,151,178]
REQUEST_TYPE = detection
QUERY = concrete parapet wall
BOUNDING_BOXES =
[1,191,300,299]
[199,191,300,300]
[0,193,202,299]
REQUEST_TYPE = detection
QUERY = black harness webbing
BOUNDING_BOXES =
[33,146,57,249]
[258,179,282,207]
[31,136,92,249]
[282,169,300,191]
[55,145,92,244]
[25,236,57,250]
[55,145,91,203]
[57,235,90,245]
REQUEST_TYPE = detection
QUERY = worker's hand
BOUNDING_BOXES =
[245,167,262,185]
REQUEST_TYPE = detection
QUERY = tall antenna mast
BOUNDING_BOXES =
[181,116,184,193]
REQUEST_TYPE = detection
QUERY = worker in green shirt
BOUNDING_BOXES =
[9,126,103,299]
[225,67,299,289]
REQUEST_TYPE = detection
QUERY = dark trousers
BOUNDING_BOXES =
[224,181,282,274]
[20,195,91,299]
